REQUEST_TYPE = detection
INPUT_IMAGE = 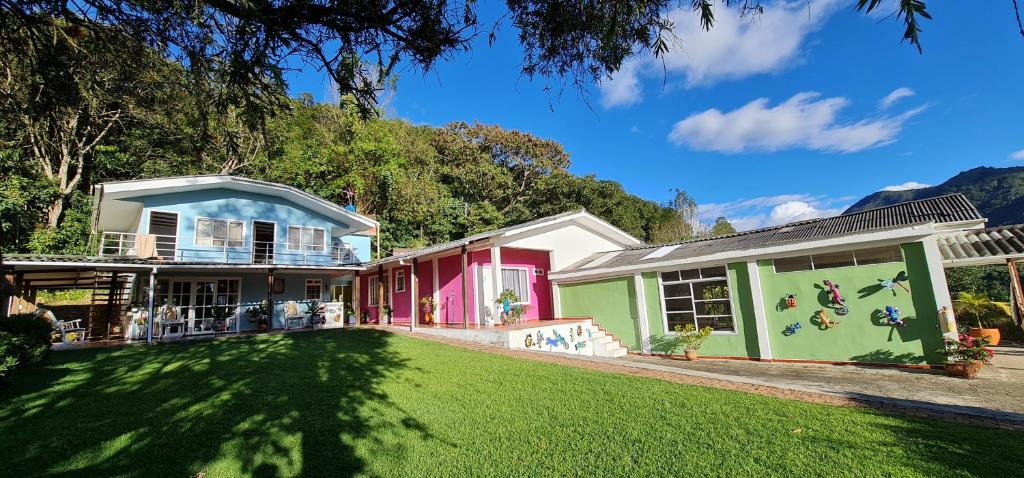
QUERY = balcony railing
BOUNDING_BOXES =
[99,232,360,265]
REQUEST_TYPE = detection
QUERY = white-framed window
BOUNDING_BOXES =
[773,245,904,273]
[394,270,406,293]
[501,267,531,304]
[287,226,325,251]
[367,276,379,306]
[195,218,244,247]
[305,279,323,300]
[659,266,735,333]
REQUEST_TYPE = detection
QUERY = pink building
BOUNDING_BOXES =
[356,210,643,327]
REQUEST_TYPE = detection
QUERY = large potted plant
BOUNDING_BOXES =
[938,333,994,379]
[245,301,269,332]
[211,305,237,334]
[420,296,436,325]
[673,324,713,360]
[305,300,325,328]
[494,289,530,326]
[954,292,1001,346]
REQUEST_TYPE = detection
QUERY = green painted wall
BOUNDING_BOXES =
[757,242,943,364]
[645,263,760,358]
[559,277,641,349]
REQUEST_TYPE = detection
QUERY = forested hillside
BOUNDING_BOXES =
[0,19,724,259]
[845,167,1024,226]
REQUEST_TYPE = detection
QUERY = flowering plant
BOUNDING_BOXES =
[938,333,994,364]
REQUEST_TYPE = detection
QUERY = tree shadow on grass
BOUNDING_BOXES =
[0,329,417,478]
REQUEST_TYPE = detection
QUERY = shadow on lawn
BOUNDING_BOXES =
[0,329,412,478]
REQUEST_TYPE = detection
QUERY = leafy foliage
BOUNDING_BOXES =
[0,314,52,384]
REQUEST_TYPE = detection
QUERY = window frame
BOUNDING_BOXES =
[367,276,379,306]
[657,266,737,335]
[500,266,532,305]
[286,225,327,252]
[772,245,905,274]
[193,216,245,248]
[305,279,323,301]
[394,270,406,293]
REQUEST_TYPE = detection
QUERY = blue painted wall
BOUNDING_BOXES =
[122,188,371,263]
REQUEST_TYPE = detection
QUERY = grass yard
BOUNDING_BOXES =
[2,330,1021,477]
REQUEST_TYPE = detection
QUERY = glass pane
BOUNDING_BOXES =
[697,315,734,331]
[662,283,691,298]
[774,255,812,273]
[288,227,299,248]
[228,222,243,246]
[700,266,727,278]
[693,281,730,300]
[213,220,227,240]
[664,297,693,312]
[697,301,731,316]
[660,271,679,282]
[678,269,700,280]
[313,229,325,250]
[666,312,694,331]
[197,219,211,239]
[855,245,903,265]
[813,251,856,269]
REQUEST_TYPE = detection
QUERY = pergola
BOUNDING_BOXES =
[936,225,1024,326]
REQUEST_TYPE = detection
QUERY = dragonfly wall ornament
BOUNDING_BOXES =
[879,271,911,295]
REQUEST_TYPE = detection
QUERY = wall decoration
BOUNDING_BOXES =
[536,331,544,348]
[879,271,911,295]
[524,333,534,348]
[544,334,561,348]
[883,306,906,327]
[272,278,285,294]
[575,340,587,351]
[569,327,576,342]
[822,280,848,315]
[814,309,839,330]
[785,294,798,309]
[783,322,802,336]
[576,324,584,336]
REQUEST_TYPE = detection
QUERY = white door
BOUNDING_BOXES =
[477,266,494,325]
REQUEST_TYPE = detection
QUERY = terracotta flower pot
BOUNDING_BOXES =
[684,349,699,361]
[967,327,1001,346]
[945,360,984,379]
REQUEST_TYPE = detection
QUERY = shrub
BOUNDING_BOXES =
[0,313,53,345]
[0,314,52,384]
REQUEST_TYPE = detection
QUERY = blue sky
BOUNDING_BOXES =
[286,0,1024,230]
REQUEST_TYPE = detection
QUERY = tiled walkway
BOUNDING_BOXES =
[393,327,1024,430]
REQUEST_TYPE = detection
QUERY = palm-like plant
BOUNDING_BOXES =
[953,292,991,328]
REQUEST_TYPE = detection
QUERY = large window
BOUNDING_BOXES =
[501,268,531,304]
[773,245,904,273]
[195,218,243,247]
[367,276,379,306]
[660,266,734,333]
[287,226,325,251]
[305,279,323,300]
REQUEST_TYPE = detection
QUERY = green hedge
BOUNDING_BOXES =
[0,314,52,385]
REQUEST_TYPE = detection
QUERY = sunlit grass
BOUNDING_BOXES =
[1,329,1021,477]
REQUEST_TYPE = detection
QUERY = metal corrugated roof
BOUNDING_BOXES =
[937,225,1024,265]
[562,193,984,272]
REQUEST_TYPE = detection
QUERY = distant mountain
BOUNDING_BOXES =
[844,166,1024,227]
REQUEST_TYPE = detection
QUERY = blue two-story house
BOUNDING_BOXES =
[4,175,377,341]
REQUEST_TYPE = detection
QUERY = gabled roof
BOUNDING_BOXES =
[936,224,1024,266]
[364,209,644,267]
[559,193,984,274]
[95,175,378,231]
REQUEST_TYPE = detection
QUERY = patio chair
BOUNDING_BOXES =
[284,301,305,330]
[159,304,185,339]
[35,308,87,344]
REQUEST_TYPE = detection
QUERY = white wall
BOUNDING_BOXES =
[502,224,624,271]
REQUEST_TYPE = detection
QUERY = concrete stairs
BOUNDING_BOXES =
[588,323,628,358]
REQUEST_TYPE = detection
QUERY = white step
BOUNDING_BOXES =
[605,347,627,358]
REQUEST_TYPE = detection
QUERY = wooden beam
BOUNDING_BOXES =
[1010,260,1024,327]
[377,264,385,325]
[411,258,418,331]
[266,269,275,332]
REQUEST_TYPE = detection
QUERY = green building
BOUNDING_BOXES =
[550,194,1007,366]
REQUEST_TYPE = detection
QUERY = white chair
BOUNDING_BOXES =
[284,301,305,330]
[36,308,87,344]
[159,304,185,339]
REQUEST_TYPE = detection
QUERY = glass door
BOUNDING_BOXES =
[190,279,240,334]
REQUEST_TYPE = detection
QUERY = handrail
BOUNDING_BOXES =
[98,232,359,265]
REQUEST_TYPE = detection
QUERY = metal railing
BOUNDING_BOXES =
[99,232,360,265]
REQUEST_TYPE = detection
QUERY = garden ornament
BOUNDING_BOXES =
[879,272,911,295]
[884,306,906,327]
[785,294,798,309]
[817,309,839,329]
[524,333,534,348]
[783,322,802,336]
[822,279,849,315]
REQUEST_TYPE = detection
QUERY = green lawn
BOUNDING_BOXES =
[1,330,1020,477]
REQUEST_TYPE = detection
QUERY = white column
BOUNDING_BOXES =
[746,261,773,361]
[410,263,418,331]
[921,238,957,339]
[551,282,562,318]
[146,268,157,344]
[490,246,503,299]
[431,258,440,326]
[352,272,360,326]
[633,273,651,354]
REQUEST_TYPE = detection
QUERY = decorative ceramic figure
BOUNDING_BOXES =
[817,309,839,329]
[785,294,798,309]
[524,333,534,348]
[823,279,849,315]
[783,322,802,336]
[884,306,906,327]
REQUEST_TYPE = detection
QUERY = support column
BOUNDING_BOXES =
[490,245,503,300]
[746,261,773,361]
[461,245,468,329]
[266,269,275,332]
[353,270,361,326]
[431,258,440,327]
[410,258,418,331]
[377,264,385,325]
[1008,260,1023,327]
[551,282,562,318]
[633,273,651,354]
[146,268,157,343]
[921,238,957,339]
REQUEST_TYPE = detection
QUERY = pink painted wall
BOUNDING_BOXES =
[389,265,413,324]
[477,247,553,320]
[416,260,434,324]
[358,272,381,324]
[436,253,475,325]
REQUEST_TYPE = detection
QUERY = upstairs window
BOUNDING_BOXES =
[195,218,243,247]
[773,245,904,273]
[287,226,325,251]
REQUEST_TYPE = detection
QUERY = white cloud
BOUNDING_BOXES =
[880,87,915,109]
[599,0,843,107]
[667,91,925,153]
[1010,149,1024,161]
[700,194,850,231]
[881,181,931,191]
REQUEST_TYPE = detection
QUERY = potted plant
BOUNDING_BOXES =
[938,333,994,379]
[246,301,269,332]
[305,300,325,328]
[493,289,530,326]
[420,296,436,324]
[360,309,370,324]
[673,323,713,360]
[211,305,237,334]
[344,304,356,325]
[954,292,1001,346]
[382,305,393,323]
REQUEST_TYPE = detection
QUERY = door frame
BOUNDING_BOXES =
[252,220,276,264]
[160,277,242,335]
[147,210,179,259]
